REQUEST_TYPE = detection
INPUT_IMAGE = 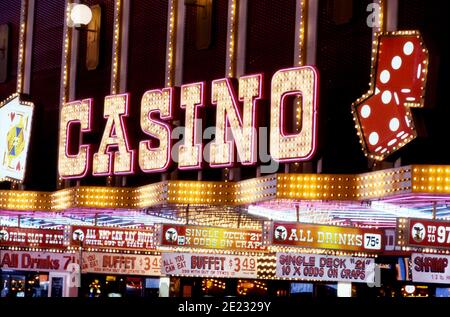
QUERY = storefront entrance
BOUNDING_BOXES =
[0,272,49,298]
[80,274,160,298]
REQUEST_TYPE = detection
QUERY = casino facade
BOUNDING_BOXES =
[1,0,450,298]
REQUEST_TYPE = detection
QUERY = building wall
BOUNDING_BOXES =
[0,0,21,101]
[27,0,65,190]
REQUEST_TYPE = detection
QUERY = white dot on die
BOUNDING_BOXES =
[369,132,379,146]
[380,70,390,83]
[392,56,402,70]
[382,91,392,104]
[361,105,371,118]
[403,42,414,55]
[389,118,400,132]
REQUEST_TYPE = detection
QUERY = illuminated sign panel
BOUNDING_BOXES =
[82,252,162,277]
[159,224,266,252]
[58,66,319,179]
[0,95,34,182]
[276,253,375,283]
[92,94,135,176]
[397,218,450,250]
[269,222,383,252]
[0,250,76,272]
[352,31,429,160]
[0,227,66,249]
[69,225,156,252]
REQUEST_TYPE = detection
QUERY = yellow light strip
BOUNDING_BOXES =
[296,0,307,66]
[0,190,50,211]
[376,0,386,34]
[165,0,178,87]
[234,175,277,205]
[370,0,386,71]
[58,1,75,188]
[411,166,450,194]
[167,181,234,205]
[226,0,238,78]
[276,166,412,201]
[16,0,29,94]
[1,165,450,211]
[60,1,74,105]
[111,0,123,94]
[134,182,168,208]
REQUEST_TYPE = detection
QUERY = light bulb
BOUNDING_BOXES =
[71,4,93,26]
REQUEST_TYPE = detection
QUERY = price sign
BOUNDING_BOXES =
[0,250,77,272]
[161,252,258,278]
[400,218,450,249]
[270,222,383,252]
[81,252,162,276]
[364,233,382,250]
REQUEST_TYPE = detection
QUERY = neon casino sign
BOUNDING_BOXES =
[58,66,319,178]
[57,30,430,179]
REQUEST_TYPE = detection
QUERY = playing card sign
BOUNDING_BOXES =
[0,94,34,182]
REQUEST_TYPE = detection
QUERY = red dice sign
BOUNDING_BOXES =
[352,31,429,161]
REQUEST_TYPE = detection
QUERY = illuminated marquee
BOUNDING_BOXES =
[352,31,429,161]
[58,66,319,178]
